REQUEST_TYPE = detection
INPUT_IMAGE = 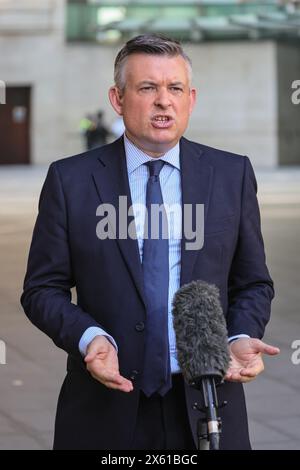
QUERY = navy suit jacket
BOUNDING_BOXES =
[21,137,274,449]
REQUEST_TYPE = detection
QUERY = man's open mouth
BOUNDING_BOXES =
[152,115,172,121]
[151,115,174,128]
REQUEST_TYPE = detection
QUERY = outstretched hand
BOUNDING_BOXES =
[85,335,133,392]
[225,338,280,383]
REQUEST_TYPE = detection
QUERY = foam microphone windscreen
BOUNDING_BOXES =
[172,280,230,385]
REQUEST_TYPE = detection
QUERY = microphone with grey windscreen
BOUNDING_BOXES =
[172,280,230,450]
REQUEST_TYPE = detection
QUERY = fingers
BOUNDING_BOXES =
[85,351,97,363]
[225,369,257,383]
[85,335,110,363]
[89,367,134,392]
[86,362,134,393]
[104,377,134,393]
[240,364,263,378]
[251,339,280,356]
[225,360,264,383]
[261,343,280,356]
[226,375,255,384]
[101,374,133,392]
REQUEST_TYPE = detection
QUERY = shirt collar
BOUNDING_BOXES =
[124,133,180,175]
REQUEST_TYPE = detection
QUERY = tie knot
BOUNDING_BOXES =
[146,160,165,178]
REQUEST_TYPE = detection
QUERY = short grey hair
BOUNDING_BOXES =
[114,34,192,90]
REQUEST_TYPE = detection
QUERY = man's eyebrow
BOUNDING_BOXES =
[137,80,185,87]
[137,80,157,86]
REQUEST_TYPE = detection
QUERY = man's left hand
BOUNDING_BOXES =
[225,338,280,383]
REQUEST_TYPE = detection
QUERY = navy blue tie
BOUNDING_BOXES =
[140,160,171,397]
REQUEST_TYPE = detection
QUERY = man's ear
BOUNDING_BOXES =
[109,86,123,116]
[189,87,196,115]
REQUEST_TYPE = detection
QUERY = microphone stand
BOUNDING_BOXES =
[193,374,226,451]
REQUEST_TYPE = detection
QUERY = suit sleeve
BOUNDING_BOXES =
[20,162,102,358]
[226,156,274,339]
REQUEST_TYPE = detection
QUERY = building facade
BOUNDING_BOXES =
[0,0,299,167]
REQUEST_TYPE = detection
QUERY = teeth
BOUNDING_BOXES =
[155,116,169,121]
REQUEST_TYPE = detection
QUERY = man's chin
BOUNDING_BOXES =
[126,132,179,155]
[147,135,179,151]
[146,142,177,156]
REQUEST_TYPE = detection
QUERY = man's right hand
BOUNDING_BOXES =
[84,335,133,393]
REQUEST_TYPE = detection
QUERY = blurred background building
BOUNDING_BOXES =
[0,0,300,167]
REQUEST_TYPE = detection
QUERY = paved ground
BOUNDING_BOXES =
[0,164,299,450]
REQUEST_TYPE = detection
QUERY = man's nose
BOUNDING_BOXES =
[154,88,171,108]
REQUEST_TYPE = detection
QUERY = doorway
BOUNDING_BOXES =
[0,86,31,164]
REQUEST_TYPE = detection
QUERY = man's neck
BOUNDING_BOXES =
[124,132,178,158]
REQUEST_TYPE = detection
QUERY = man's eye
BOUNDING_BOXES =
[170,87,183,92]
[140,86,155,91]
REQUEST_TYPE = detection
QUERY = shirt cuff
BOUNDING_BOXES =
[79,326,118,357]
[228,334,250,344]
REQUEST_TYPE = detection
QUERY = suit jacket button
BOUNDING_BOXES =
[130,370,139,380]
[135,322,145,332]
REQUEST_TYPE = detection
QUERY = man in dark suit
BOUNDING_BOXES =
[21,34,279,450]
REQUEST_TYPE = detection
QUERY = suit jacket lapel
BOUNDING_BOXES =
[180,137,214,286]
[92,138,145,308]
